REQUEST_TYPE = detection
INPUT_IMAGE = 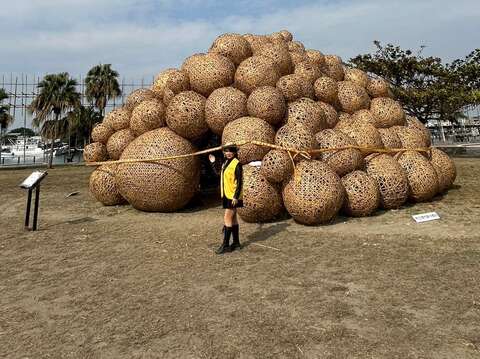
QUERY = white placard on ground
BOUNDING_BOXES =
[412,212,440,223]
[20,171,47,189]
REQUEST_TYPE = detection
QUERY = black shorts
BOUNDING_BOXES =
[222,197,244,209]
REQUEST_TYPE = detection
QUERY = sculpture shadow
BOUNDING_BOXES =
[242,222,291,248]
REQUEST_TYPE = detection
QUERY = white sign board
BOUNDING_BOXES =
[412,212,440,223]
[20,171,47,189]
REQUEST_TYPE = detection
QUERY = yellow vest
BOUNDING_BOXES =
[221,158,243,200]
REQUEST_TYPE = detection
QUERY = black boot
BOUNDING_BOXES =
[215,226,232,254]
[231,224,241,251]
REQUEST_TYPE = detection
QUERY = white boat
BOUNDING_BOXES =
[3,136,52,157]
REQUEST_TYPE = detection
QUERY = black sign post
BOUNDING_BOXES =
[20,171,48,231]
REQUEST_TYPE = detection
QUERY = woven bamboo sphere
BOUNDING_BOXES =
[288,41,305,52]
[306,49,325,67]
[406,116,432,147]
[365,154,409,209]
[104,107,131,131]
[130,99,166,136]
[222,116,276,164]
[370,97,406,127]
[238,166,285,223]
[209,33,252,66]
[344,68,369,88]
[282,160,345,225]
[243,34,272,54]
[396,150,439,202]
[276,74,307,102]
[234,55,281,95]
[257,43,293,76]
[260,149,293,183]
[314,76,338,105]
[125,88,157,111]
[268,32,287,44]
[366,78,391,98]
[116,127,200,212]
[430,147,456,193]
[301,81,315,100]
[342,170,380,217]
[279,30,293,42]
[317,101,339,129]
[286,98,326,133]
[106,128,135,160]
[205,87,247,135]
[392,126,429,150]
[246,86,286,126]
[91,123,114,144]
[89,164,126,206]
[351,109,377,127]
[185,53,235,97]
[294,61,322,84]
[337,81,371,114]
[334,112,355,131]
[181,53,205,73]
[322,56,344,81]
[152,68,190,98]
[166,91,208,140]
[378,127,402,150]
[316,129,364,176]
[83,142,108,163]
[339,123,384,152]
[325,55,343,64]
[162,88,175,106]
[275,123,317,153]
[289,51,309,67]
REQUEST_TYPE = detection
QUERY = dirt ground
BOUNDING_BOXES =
[1,158,480,359]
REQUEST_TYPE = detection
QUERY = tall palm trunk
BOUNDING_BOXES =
[48,113,60,168]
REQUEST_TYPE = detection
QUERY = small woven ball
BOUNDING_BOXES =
[257,43,293,76]
[306,49,325,67]
[396,150,439,202]
[392,126,429,150]
[130,99,166,136]
[366,78,391,98]
[83,142,108,163]
[344,68,369,88]
[342,170,380,217]
[205,87,247,135]
[116,128,200,212]
[235,55,281,95]
[378,127,402,150]
[209,33,252,66]
[275,123,317,153]
[283,160,345,225]
[89,164,126,206]
[268,32,287,44]
[290,51,309,67]
[186,53,235,96]
[91,123,114,144]
[152,68,190,98]
[243,34,272,54]
[370,97,406,127]
[279,30,293,42]
[339,123,384,152]
[351,109,377,127]
[288,41,305,52]
[365,154,409,209]
[322,56,344,81]
[247,86,286,126]
[430,148,456,193]
[106,128,135,160]
[181,53,205,73]
[324,55,342,64]
[286,98,326,133]
[300,80,315,100]
[103,107,131,131]
[260,149,293,183]
[276,74,306,102]
[406,116,432,147]
[238,166,285,223]
[222,116,276,164]
[166,91,208,140]
[337,81,371,114]
[162,88,175,106]
[334,112,355,131]
[125,88,157,111]
[316,129,364,176]
[314,77,338,105]
[317,101,339,128]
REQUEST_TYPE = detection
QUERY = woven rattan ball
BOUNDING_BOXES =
[334,112,354,131]
[406,116,432,147]
[286,98,326,133]
[91,123,114,144]
[279,30,293,42]
[130,99,166,136]
[209,33,252,66]
[378,127,402,150]
[316,129,364,176]
[181,53,205,73]
[275,123,317,153]
[268,32,287,44]
[294,61,322,84]
[430,147,456,193]
[116,128,200,212]
[288,41,305,53]
[283,160,345,225]
[125,88,157,111]
[365,154,409,209]
[205,87,247,135]
[83,142,108,163]
[276,74,306,102]
[222,116,276,164]
[337,81,371,114]
[314,77,338,105]
[106,128,135,160]
[342,170,380,217]
[257,43,293,76]
[238,166,285,223]
[247,86,286,126]
[322,56,344,81]
[103,107,131,131]
[152,68,190,98]
[234,55,281,95]
[339,123,384,152]
[290,51,309,67]
[186,53,235,97]
[162,88,175,106]
[325,55,342,64]
[370,97,406,127]
[393,126,428,150]
[366,78,391,98]
[396,150,439,202]
[344,68,368,88]
[306,49,325,67]
[317,101,339,128]
[166,91,208,140]
[243,34,272,54]
[351,109,377,127]
[89,164,126,206]
[260,149,293,183]
[301,81,315,100]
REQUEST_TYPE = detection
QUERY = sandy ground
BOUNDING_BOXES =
[1,158,480,359]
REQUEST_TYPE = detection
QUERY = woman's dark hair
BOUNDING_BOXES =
[223,144,238,153]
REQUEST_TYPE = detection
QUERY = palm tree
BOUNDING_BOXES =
[30,73,81,168]
[85,64,121,116]
[0,88,14,163]
[65,105,102,148]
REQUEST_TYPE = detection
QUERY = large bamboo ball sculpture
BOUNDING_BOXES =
[322,56,344,81]
[286,98,326,133]
[84,142,108,163]
[209,33,252,66]
[314,77,338,105]
[104,107,131,131]
[430,148,456,193]
[246,86,286,126]
[106,129,135,160]
[366,78,391,98]
[317,101,339,128]
[365,154,409,209]
[125,88,157,111]
[166,91,208,140]
[234,55,281,94]
[342,170,380,217]
[406,116,432,147]
[370,97,406,127]
[91,123,114,144]
[276,74,306,102]
[257,43,293,76]
[337,81,371,114]
[344,68,368,88]
[152,68,190,98]
[306,49,325,67]
[89,164,126,206]
[181,53,205,73]
[338,122,384,151]
[116,128,200,212]
[275,123,317,152]
[283,160,345,225]
[205,87,248,135]
[260,149,294,183]
[378,127,402,150]
[396,151,439,202]
[130,99,166,136]
[294,61,322,84]
[222,116,276,164]
[238,166,285,223]
[316,129,364,176]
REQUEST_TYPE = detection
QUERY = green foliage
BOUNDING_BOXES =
[85,64,121,115]
[0,88,14,131]
[64,105,102,144]
[8,127,36,136]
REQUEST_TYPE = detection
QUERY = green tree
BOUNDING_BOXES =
[85,64,121,116]
[64,105,102,147]
[30,73,81,168]
[8,127,36,137]
[0,88,14,162]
